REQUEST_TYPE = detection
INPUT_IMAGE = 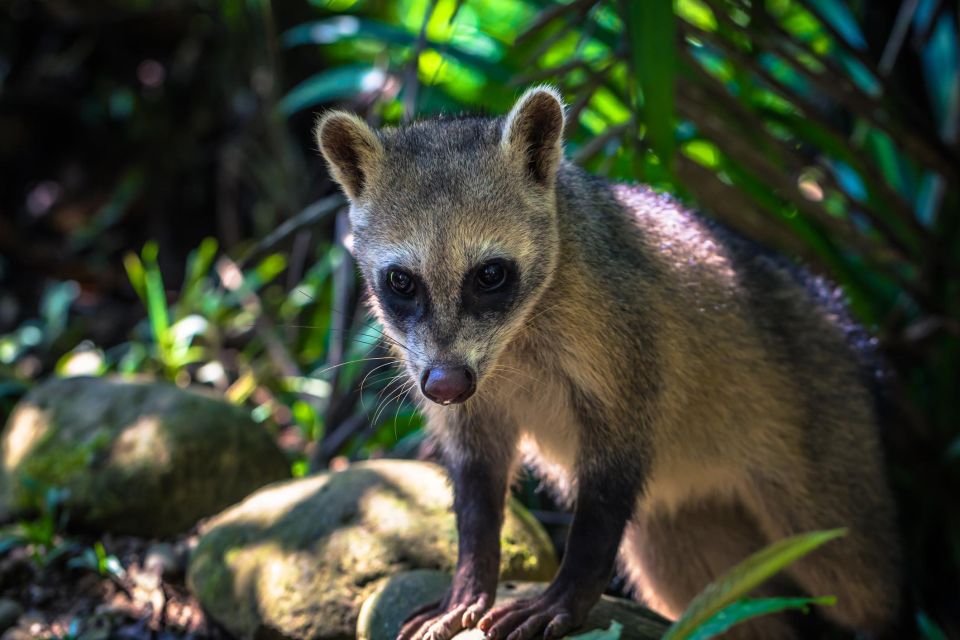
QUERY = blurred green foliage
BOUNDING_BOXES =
[0,0,958,636]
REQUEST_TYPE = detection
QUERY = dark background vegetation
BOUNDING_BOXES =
[0,0,957,637]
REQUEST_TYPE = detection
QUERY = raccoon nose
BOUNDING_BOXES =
[421,366,476,405]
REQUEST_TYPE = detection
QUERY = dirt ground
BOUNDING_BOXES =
[0,534,228,640]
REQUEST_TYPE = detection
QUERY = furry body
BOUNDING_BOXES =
[316,89,900,640]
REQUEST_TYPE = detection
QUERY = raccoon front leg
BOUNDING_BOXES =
[398,446,513,640]
[479,469,640,640]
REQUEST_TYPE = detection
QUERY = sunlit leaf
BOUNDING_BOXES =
[676,0,716,32]
[283,16,410,48]
[804,0,867,50]
[253,254,288,288]
[682,139,721,169]
[180,237,219,315]
[663,529,846,640]
[56,348,107,377]
[140,242,171,357]
[280,65,386,116]
[123,252,147,304]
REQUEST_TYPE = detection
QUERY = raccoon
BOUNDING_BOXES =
[315,87,901,640]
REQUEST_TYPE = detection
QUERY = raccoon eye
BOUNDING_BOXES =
[387,269,416,296]
[475,261,507,292]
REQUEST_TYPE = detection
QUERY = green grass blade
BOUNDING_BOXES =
[182,237,218,300]
[122,252,147,305]
[662,528,846,640]
[140,242,171,355]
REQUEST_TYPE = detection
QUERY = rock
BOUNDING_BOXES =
[0,598,22,635]
[356,570,451,640]
[358,572,670,640]
[357,570,452,640]
[187,459,558,640]
[0,376,290,537]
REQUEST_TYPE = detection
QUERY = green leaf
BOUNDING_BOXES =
[250,253,288,290]
[284,17,507,81]
[805,0,867,50]
[181,237,218,306]
[282,16,414,49]
[280,65,385,116]
[676,0,717,31]
[123,252,147,305]
[686,596,836,640]
[916,611,950,640]
[39,281,79,345]
[140,242,171,356]
[865,129,908,198]
[663,528,846,640]
[622,0,676,173]
[166,315,209,367]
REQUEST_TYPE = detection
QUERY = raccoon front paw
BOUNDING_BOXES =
[397,593,492,640]
[478,590,585,640]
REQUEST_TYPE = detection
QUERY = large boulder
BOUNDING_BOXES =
[187,459,559,640]
[0,376,290,537]
[358,571,670,640]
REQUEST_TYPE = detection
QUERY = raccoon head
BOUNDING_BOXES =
[315,87,565,405]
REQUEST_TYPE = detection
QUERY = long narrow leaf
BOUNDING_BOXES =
[280,65,385,116]
[123,252,147,306]
[687,596,836,640]
[140,242,170,352]
[663,528,846,640]
[622,0,676,173]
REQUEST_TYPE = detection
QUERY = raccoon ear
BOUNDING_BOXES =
[315,111,383,201]
[501,86,565,186]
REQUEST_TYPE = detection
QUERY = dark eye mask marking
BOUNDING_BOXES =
[377,265,429,327]
[461,258,519,317]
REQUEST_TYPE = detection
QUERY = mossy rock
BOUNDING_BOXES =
[0,376,290,537]
[358,571,670,640]
[187,459,559,640]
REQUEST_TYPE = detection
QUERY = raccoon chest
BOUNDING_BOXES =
[642,454,746,516]
[507,376,580,497]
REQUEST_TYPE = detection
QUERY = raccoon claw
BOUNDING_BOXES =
[478,592,582,640]
[397,593,492,640]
